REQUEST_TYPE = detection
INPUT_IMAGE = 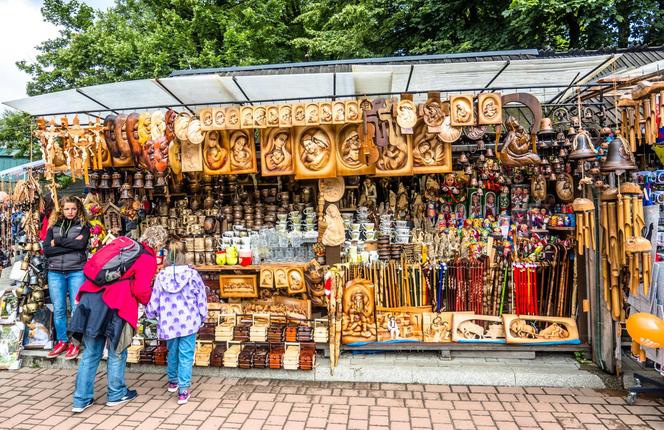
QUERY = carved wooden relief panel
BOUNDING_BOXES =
[260,128,294,176]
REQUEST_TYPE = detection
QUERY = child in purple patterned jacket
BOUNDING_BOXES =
[146,242,207,405]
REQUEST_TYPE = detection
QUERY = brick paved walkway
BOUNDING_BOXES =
[0,368,662,430]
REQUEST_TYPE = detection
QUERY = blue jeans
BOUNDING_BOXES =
[166,334,196,393]
[48,270,85,343]
[73,335,128,408]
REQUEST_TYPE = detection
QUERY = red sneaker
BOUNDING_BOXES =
[47,341,68,358]
[64,343,80,360]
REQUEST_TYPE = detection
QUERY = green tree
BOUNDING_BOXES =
[0,111,39,160]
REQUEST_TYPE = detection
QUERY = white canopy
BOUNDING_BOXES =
[0,51,631,116]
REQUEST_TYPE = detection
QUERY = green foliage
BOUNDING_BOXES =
[12,0,664,98]
[0,111,39,159]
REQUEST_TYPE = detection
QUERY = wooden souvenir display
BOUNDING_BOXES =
[252,106,267,129]
[266,106,280,127]
[210,343,227,367]
[273,268,289,289]
[283,343,300,370]
[422,311,454,343]
[502,314,580,344]
[223,343,242,367]
[478,93,502,125]
[279,105,293,127]
[625,236,652,296]
[345,101,362,123]
[449,95,474,127]
[228,129,257,174]
[531,174,547,202]
[215,314,235,341]
[260,128,294,176]
[180,138,204,172]
[341,278,377,344]
[498,116,541,167]
[299,343,316,370]
[213,108,226,130]
[396,99,417,134]
[319,102,333,124]
[319,177,345,203]
[286,267,306,295]
[305,103,320,125]
[108,114,134,167]
[153,341,168,365]
[376,307,424,342]
[313,318,329,343]
[202,130,230,175]
[332,101,346,124]
[126,337,144,363]
[259,268,274,289]
[335,123,375,176]
[219,275,258,298]
[293,104,306,126]
[199,108,214,131]
[226,107,241,130]
[294,126,337,179]
[452,313,506,343]
[241,107,254,129]
[572,198,596,255]
[125,113,143,168]
[555,173,574,202]
[168,138,183,178]
[412,122,452,174]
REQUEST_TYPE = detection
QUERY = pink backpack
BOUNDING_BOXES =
[83,236,146,286]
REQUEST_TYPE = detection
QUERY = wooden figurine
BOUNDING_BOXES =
[321,204,345,247]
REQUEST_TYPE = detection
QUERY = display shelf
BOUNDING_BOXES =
[340,342,590,353]
[195,263,306,271]
[547,226,576,232]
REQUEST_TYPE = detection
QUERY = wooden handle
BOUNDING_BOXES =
[611,286,621,320]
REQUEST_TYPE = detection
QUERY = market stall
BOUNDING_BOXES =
[1,48,663,378]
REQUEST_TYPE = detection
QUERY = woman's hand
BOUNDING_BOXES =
[75,235,83,240]
[51,240,55,247]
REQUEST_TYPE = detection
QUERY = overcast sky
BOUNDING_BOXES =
[0,0,114,105]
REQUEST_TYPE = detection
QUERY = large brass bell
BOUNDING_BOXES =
[601,134,636,173]
[111,172,122,188]
[144,172,154,190]
[568,129,597,160]
[99,172,110,189]
[89,172,99,189]
[539,118,555,134]
[133,171,144,189]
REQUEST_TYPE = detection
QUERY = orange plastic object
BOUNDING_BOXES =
[626,313,664,349]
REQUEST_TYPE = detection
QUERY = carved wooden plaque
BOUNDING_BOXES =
[450,95,475,126]
[260,127,294,177]
[412,122,452,174]
[241,107,254,129]
[228,129,257,174]
[294,125,337,179]
[220,275,258,299]
[199,108,214,131]
[202,130,230,175]
[335,124,375,176]
[478,93,502,125]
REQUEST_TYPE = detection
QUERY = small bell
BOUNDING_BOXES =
[539,118,555,134]
[459,153,469,164]
[476,140,486,151]
[89,172,99,189]
[144,172,154,190]
[559,148,568,157]
[568,129,597,160]
[133,171,144,188]
[485,147,494,158]
[111,172,122,188]
[541,157,550,165]
[120,182,133,200]
[600,134,636,173]
[99,172,110,189]
[155,171,167,187]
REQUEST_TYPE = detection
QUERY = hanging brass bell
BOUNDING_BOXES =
[539,118,554,134]
[485,147,494,158]
[133,171,144,188]
[99,172,110,189]
[559,148,568,157]
[111,172,122,188]
[155,171,167,187]
[144,172,154,190]
[120,183,133,200]
[89,172,99,189]
[568,129,597,160]
[600,134,636,173]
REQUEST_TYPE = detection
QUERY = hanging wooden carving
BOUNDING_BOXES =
[412,122,452,174]
[365,98,389,148]
[421,96,445,133]
[293,104,306,126]
[335,124,375,176]
[260,128,294,176]
[305,103,320,125]
[449,95,474,127]
[211,108,226,130]
[180,138,203,173]
[228,129,257,174]
[478,92,502,125]
[199,108,213,131]
[110,114,134,167]
[332,102,346,124]
[202,130,230,175]
[375,101,413,176]
[319,102,333,124]
[286,267,306,295]
[266,106,280,127]
[253,106,268,129]
[226,107,241,130]
[396,99,418,133]
[241,107,254,129]
[555,173,574,202]
[279,105,293,127]
[125,113,143,167]
[294,126,337,179]
[345,101,362,123]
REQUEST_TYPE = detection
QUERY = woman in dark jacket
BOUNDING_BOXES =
[43,196,90,360]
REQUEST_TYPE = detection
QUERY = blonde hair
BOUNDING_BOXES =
[164,241,186,266]
[50,195,87,226]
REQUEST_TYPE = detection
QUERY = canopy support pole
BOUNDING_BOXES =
[232,76,253,106]
[547,72,581,104]
[485,61,511,92]
[75,88,117,114]
[154,78,194,114]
